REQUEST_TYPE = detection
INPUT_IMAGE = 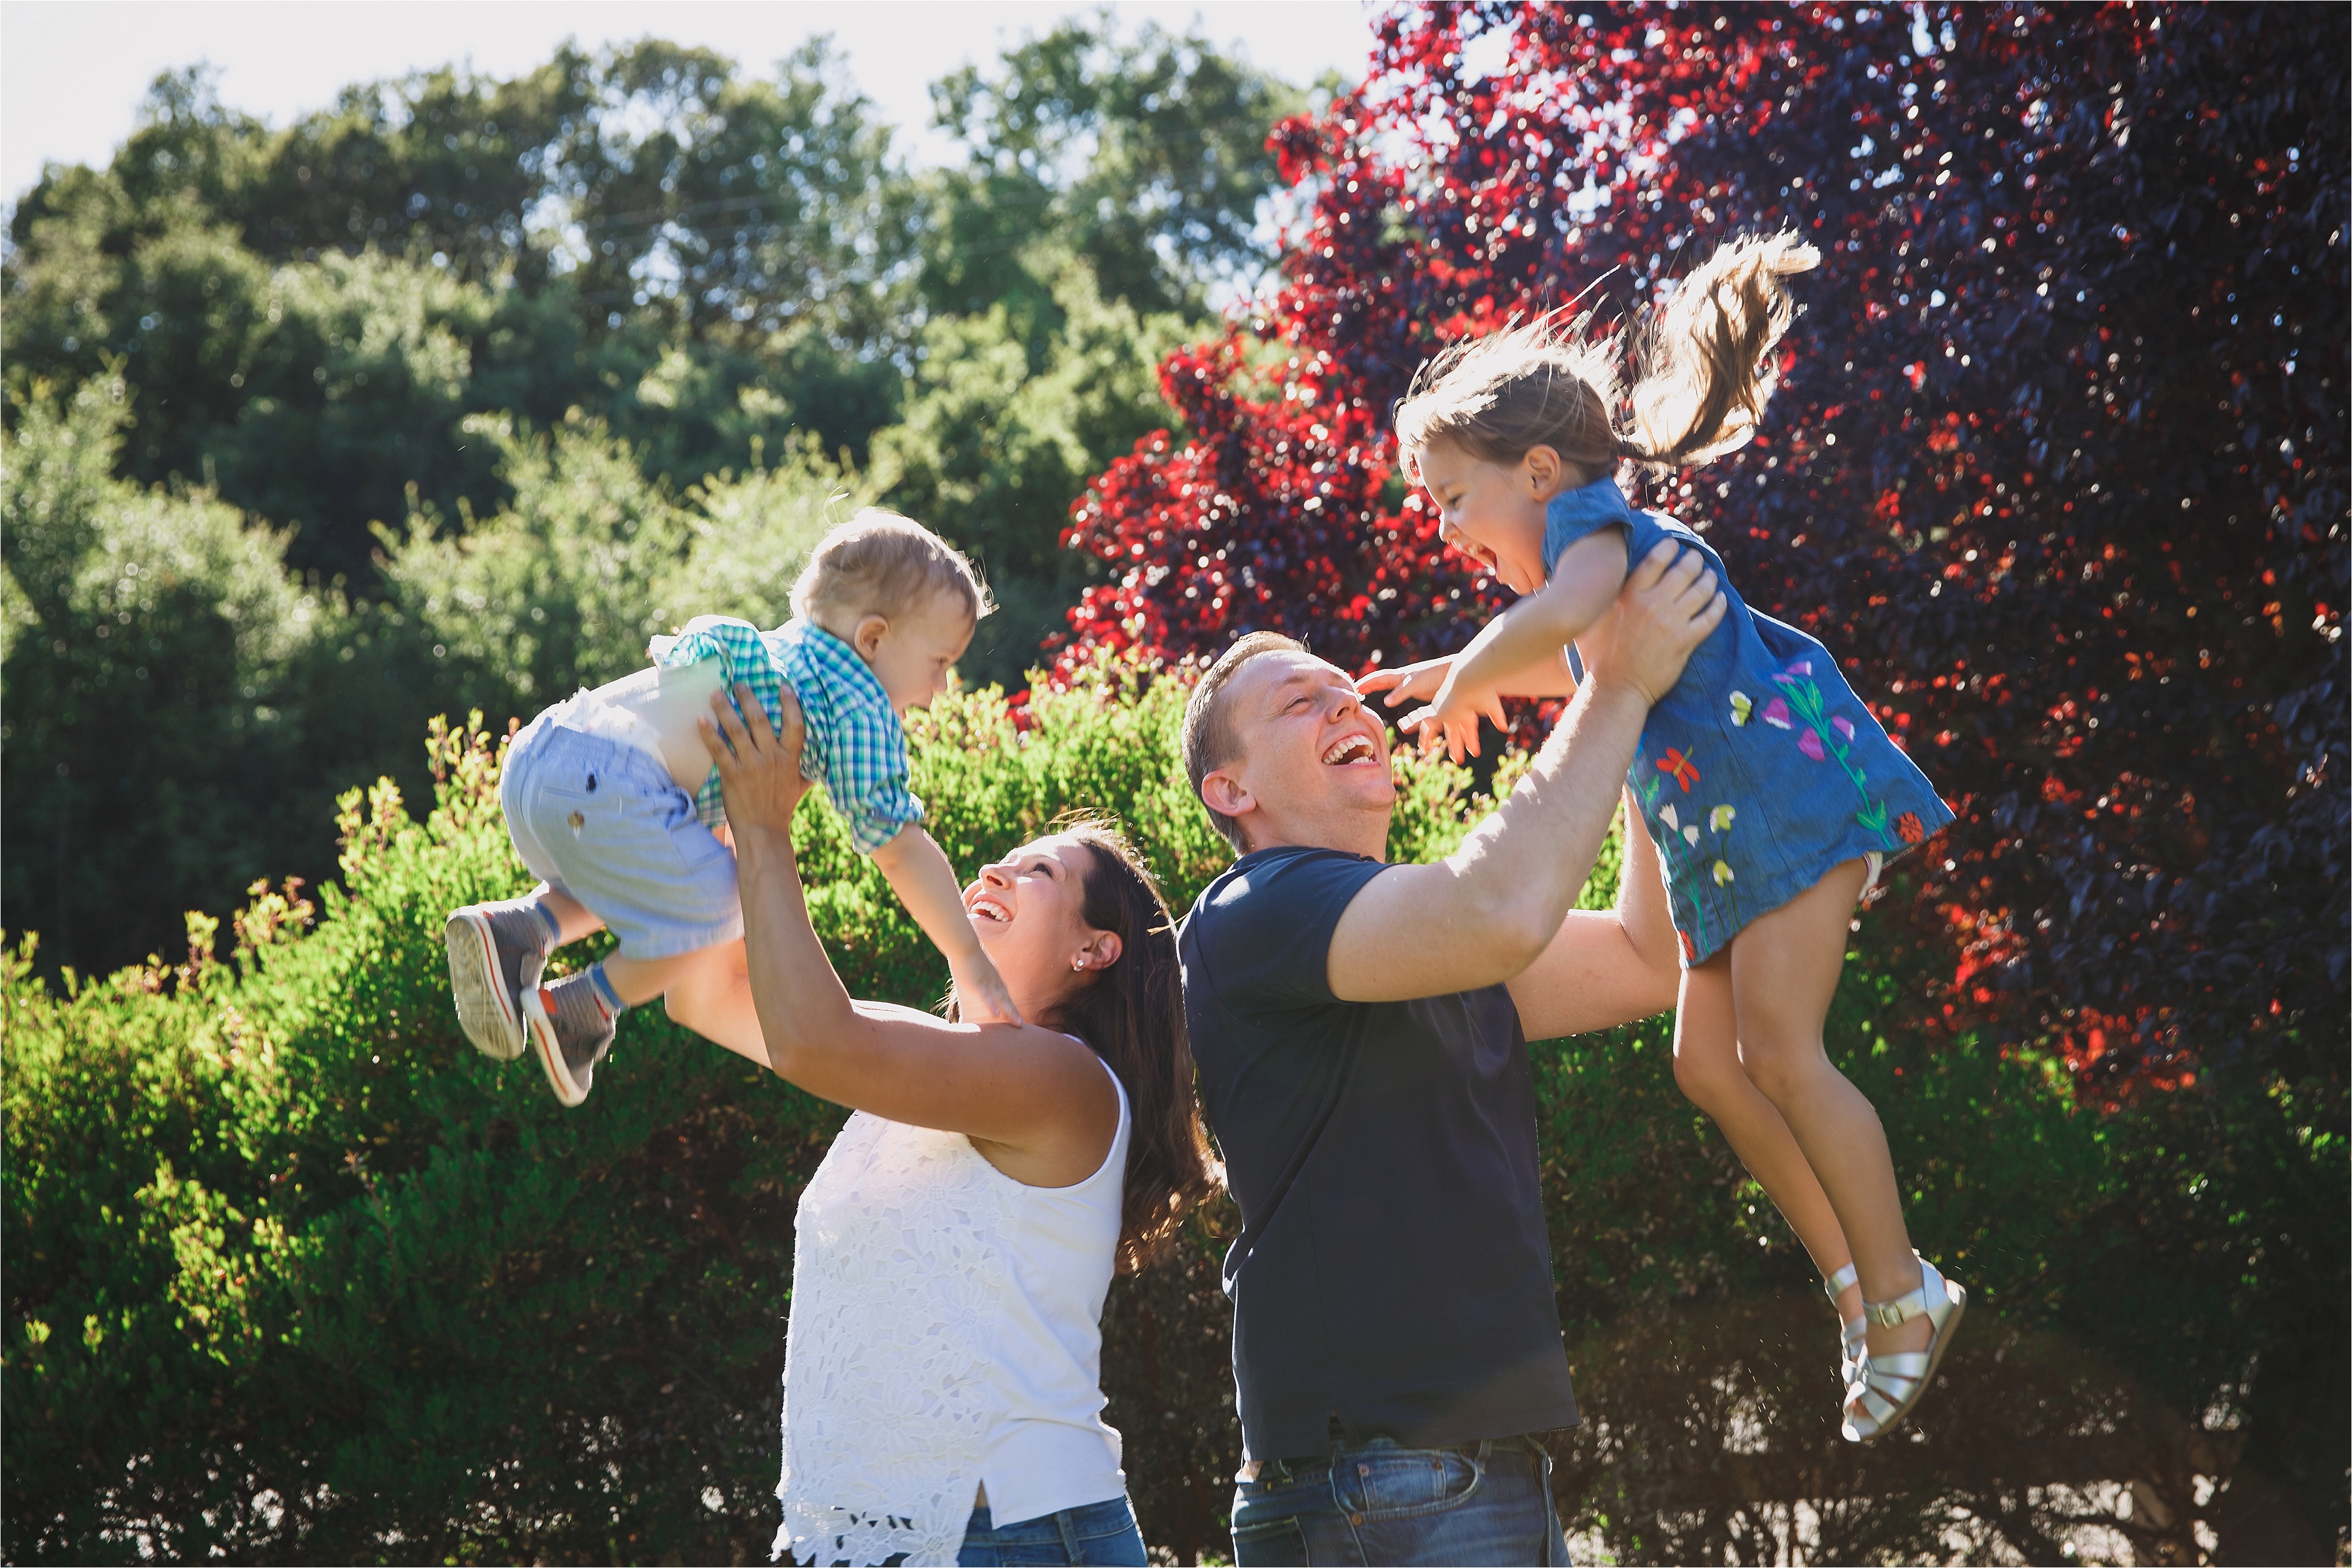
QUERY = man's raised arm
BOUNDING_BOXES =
[1326,541,1723,1004]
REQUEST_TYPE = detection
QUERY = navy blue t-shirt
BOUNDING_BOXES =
[1178,845,1581,1460]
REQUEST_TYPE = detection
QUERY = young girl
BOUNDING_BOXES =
[1361,234,1963,1443]
[443,509,1022,1109]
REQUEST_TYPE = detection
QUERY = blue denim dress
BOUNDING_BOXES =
[1548,477,1954,965]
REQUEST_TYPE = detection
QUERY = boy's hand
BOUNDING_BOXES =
[951,949,1025,1028]
[1399,668,1507,763]
[1355,654,1455,709]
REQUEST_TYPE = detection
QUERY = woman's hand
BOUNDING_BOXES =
[699,682,811,835]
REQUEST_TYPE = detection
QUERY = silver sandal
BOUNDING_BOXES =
[1823,1262,1866,1388]
[1841,1255,1966,1442]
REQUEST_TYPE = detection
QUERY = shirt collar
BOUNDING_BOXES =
[785,617,896,711]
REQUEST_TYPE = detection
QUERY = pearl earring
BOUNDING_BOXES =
[1071,957,1085,971]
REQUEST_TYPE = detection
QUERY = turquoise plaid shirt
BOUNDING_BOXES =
[646,616,924,855]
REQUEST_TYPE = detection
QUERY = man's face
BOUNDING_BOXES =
[1212,649,1395,853]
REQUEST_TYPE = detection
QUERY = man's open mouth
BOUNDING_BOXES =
[1322,734,1378,765]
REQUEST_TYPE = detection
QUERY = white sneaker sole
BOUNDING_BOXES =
[523,985,590,1108]
[445,908,529,1061]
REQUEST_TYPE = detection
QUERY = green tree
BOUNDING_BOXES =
[0,373,409,975]
[920,13,1301,322]
[876,258,1195,688]
[380,410,880,728]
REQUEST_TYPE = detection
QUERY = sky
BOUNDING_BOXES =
[1,0,1383,204]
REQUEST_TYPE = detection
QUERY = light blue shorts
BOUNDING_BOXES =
[500,704,743,960]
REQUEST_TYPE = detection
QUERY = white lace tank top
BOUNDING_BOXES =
[773,1054,1132,1567]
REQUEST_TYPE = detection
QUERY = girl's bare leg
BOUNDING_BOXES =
[662,940,771,1069]
[1728,859,1931,1375]
[1675,956,1864,1330]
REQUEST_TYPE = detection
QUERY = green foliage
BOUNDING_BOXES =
[921,16,1302,319]
[2,20,1304,973]
[0,666,1471,1563]
[878,261,1198,688]
[381,414,883,721]
[4,679,2337,1562]
[0,375,411,977]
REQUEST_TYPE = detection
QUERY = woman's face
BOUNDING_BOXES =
[962,834,1111,1010]
[1411,434,1559,596]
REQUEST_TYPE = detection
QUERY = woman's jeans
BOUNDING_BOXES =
[1230,1436,1569,1566]
[957,1496,1148,1566]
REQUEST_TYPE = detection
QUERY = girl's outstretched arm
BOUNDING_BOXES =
[1399,529,1630,759]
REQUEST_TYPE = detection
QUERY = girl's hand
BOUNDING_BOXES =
[951,949,1025,1028]
[699,681,812,835]
[1399,668,1507,762]
[1355,654,1455,708]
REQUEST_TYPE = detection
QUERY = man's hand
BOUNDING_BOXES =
[1579,540,1726,706]
[699,681,811,836]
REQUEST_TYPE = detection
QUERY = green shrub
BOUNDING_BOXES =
[1,374,419,979]
[4,669,2336,1563]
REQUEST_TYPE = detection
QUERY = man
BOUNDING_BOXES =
[1178,541,1725,1565]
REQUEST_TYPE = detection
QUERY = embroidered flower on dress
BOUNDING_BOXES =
[1658,803,1680,831]
[1897,811,1926,844]
[1798,729,1827,762]
[1709,804,1736,833]
[1762,697,1795,730]
[1683,824,1701,847]
[1712,860,1735,886]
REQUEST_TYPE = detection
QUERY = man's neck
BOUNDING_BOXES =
[1241,811,1391,863]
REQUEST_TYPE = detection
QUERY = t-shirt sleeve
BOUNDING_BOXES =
[1197,851,1392,1012]
[827,703,925,855]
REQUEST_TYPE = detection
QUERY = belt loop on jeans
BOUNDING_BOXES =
[1054,1509,1082,1560]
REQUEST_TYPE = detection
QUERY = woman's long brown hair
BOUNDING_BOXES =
[1036,818,1223,1275]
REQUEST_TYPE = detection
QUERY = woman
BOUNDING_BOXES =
[688,680,1219,1568]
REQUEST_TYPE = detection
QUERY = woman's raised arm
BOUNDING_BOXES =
[696,685,1117,1187]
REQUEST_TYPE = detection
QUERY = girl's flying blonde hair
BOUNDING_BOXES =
[1394,232,1820,477]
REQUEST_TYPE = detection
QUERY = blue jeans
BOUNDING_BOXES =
[1230,1437,1569,1566]
[957,1496,1148,1566]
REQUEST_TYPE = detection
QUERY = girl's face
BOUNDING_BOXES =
[1411,435,1567,596]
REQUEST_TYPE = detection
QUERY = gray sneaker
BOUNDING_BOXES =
[445,902,553,1061]
[524,971,617,1108]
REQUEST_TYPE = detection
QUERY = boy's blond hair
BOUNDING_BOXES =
[1394,232,1819,479]
[791,509,993,631]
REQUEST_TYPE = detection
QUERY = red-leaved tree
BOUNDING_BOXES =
[1060,2,2346,1096]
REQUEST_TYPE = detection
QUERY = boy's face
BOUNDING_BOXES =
[854,589,976,713]
[1412,434,1559,596]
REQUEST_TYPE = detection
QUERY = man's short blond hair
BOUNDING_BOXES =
[1181,631,1307,857]
[791,509,993,630]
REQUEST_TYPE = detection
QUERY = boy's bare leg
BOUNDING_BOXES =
[523,885,704,1011]
[529,884,602,943]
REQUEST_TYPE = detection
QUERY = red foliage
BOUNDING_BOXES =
[1062,3,2348,1092]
